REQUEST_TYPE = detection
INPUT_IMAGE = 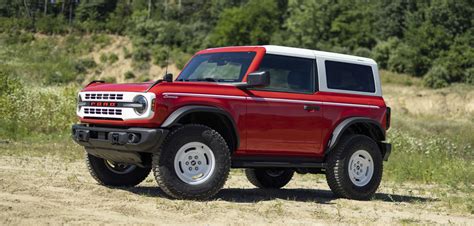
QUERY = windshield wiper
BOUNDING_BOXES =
[186,78,218,82]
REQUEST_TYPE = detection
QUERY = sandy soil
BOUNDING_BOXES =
[0,155,472,225]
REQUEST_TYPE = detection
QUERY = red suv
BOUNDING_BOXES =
[72,45,391,200]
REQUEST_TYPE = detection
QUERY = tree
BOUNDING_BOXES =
[210,0,280,46]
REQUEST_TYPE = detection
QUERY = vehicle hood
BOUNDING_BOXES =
[82,82,153,92]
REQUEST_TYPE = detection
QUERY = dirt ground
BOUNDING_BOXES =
[0,155,472,225]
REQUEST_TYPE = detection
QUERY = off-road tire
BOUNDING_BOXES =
[325,134,383,200]
[86,153,151,186]
[152,124,231,200]
[245,168,294,189]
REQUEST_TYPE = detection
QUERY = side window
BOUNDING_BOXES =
[325,61,375,93]
[257,54,315,93]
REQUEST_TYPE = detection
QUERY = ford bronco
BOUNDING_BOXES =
[72,45,391,200]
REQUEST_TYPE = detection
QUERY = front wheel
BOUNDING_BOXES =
[325,134,383,200]
[152,124,231,200]
[86,153,151,186]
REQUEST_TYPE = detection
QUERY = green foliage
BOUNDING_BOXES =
[423,65,450,88]
[74,58,97,73]
[373,38,400,69]
[211,0,280,46]
[386,129,473,188]
[352,47,372,58]
[103,76,117,83]
[108,53,119,64]
[124,71,135,79]
[123,47,132,59]
[132,47,151,70]
[0,71,78,139]
[152,46,168,67]
[36,15,68,34]
[0,0,472,88]
[99,53,108,63]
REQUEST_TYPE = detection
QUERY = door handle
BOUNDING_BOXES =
[304,105,320,111]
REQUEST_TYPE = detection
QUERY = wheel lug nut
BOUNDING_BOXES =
[188,156,192,160]
[195,167,198,170]
[188,167,192,171]
[198,161,201,165]
[194,156,198,159]
[185,161,189,165]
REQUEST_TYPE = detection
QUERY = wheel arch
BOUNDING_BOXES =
[326,117,386,155]
[161,105,240,152]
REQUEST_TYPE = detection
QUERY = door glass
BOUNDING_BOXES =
[257,54,315,93]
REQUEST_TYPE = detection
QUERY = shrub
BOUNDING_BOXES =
[132,47,151,70]
[152,46,168,67]
[372,38,399,69]
[103,77,117,83]
[99,53,108,63]
[387,43,430,77]
[124,71,135,79]
[91,34,111,48]
[423,65,450,88]
[36,15,68,35]
[123,47,132,59]
[108,53,119,64]
[172,51,192,70]
[74,58,97,73]
[464,68,474,85]
[353,47,372,58]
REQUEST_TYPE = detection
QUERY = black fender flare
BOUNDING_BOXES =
[161,105,240,149]
[326,117,385,153]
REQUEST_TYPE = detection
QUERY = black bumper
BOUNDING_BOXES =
[72,124,168,165]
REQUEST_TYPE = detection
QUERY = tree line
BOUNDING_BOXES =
[0,0,472,88]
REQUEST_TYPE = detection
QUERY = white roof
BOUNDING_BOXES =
[263,45,376,65]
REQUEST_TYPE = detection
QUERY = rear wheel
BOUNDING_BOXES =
[245,168,294,189]
[86,153,151,186]
[152,124,231,200]
[325,134,383,200]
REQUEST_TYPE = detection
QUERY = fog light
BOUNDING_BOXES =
[127,133,140,143]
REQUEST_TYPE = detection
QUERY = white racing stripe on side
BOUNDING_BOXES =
[247,97,322,105]
[162,93,379,109]
[163,92,246,100]
[324,102,379,109]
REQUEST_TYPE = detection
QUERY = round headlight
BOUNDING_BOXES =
[134,95,148,115]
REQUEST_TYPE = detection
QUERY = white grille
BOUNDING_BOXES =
[84,93,123,100]
[77,91,155,120]
[84,108,122,116]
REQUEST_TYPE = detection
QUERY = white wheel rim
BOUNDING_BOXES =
[348,150,374,187]
[173,142,216,185]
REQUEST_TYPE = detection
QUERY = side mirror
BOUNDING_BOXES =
[237,71,270,89]
[163,73,173,82]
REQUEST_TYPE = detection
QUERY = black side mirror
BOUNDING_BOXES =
[163,73,173,82]
[237,71,270,89]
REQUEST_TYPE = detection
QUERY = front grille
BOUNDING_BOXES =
[84,108,122,115]
[85,93,123,100]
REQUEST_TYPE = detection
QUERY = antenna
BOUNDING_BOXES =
[164,46,169,76]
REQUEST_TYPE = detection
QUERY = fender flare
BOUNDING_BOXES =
[327,117,385,153]
[161,105,240,149]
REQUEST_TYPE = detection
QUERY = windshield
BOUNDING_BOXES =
[177,52,256,82]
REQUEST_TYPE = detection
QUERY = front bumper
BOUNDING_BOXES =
[72,124,168,165]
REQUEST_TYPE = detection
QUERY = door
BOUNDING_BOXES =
[244,54,324,156]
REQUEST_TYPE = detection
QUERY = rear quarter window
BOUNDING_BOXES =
[325,61,375,93]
